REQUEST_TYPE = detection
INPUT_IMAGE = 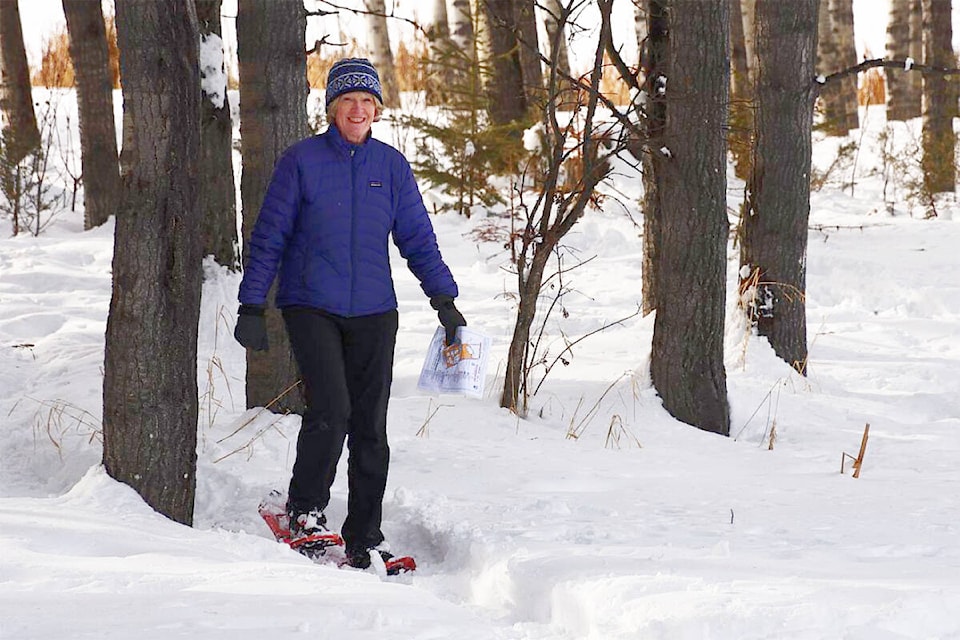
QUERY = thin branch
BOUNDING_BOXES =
[817,57,960,91]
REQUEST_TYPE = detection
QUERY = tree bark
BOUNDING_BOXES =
[195,0,238,269]
[641,0,667,317]
[237,0,308,414]
[739,0,818,376]
[729,0,754,180]
[817,0,858,135]
[514,0,542,107]
[103,0,202,526]
[425,0,453,105]
[921,0,957,195]
[449,0,475,56]
[478,0,528,125]
[62,0,121,230]
[885,0,923,121]
[0,0,39,163]
[362,0,401,108]
[543,0,570,79]
[649,0,730,436]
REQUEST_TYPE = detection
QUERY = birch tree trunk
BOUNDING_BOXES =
[817,0,858,135]
[885,0,923,120]
[828,0,859,130]
[363,0,400,108]
[543,0,570,79]
[649,0,730,436]
[449,0,475,55]
[740,0,818,376]
[103,0,201,526]
[0,0,39,164]
[514,0,542,107]
[62,0,121,230]
[195,0,238,269]
[237,0,308,413]
[921,0,956,196]
[425,0,453,105]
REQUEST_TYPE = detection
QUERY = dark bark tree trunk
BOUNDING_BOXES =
[921,0,956,196]
[195,0,238,269]
[729,0,754,180]
[885,0,923,120]
[103,0,201,526]
[739,0,818,376]
[641,0,667,317]
[62,0,121,230]
[0,0,39,163]
[649,0,730,436]
[237,0,308,413]
[479,0,528,125]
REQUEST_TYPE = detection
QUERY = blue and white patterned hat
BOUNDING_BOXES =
[325,58,383,107]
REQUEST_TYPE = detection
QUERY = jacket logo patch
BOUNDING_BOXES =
[369,180,383,188]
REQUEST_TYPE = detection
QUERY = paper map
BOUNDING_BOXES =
[417,326,491,398]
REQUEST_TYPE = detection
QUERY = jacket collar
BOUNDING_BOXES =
[327,124,371,158]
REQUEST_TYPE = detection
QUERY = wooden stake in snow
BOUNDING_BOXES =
[841,423,870,478]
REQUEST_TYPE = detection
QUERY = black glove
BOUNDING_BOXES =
[234,304,269,351]
[430,295,466,346]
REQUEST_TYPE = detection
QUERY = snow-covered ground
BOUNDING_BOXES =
[1,92,959,639]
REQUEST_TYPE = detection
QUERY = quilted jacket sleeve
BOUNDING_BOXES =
[238,150,301,306]
[392,156,459,300]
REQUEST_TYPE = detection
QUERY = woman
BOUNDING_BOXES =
[234,58,466,569]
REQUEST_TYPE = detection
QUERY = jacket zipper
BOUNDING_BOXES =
[349,146,357,315]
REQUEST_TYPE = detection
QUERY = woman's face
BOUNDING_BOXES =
[334,91,377,144]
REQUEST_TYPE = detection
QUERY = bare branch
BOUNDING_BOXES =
[817,57,960,92]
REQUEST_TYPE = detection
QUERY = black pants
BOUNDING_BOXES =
[282,307,398,552]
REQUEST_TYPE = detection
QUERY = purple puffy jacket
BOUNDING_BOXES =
[238,125,458,316]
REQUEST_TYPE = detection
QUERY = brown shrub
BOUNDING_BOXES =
[31,15,121,88]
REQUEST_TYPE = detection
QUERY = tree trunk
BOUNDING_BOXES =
[740,0,817,376]
[650,0,730,436]
[195,0,238,269]
[362,0,401,108]
[741,0,758,83]
[514,0,542,107]
[817,0,858,135]
[0,0,39,164]
[62,0,121,230]
[641,0,667,317]
[921,0,956,196]
[425,0,453,105]
[103,0,202,526]
[449,0,475,56]
[237,0,308,414]
[729,0,754,180]
[479,0,528,125]
[828,0,859,129]
[885,0,923,120]
[543,0,570,79]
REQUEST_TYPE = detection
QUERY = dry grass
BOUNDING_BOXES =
[31,15,121,89]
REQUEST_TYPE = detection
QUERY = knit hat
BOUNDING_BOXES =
[325,58,383,107]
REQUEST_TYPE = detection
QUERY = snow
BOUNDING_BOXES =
[2,92,960,639]
[200,33,227,110]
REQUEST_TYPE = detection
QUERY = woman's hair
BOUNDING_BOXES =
[327,94,384,123]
